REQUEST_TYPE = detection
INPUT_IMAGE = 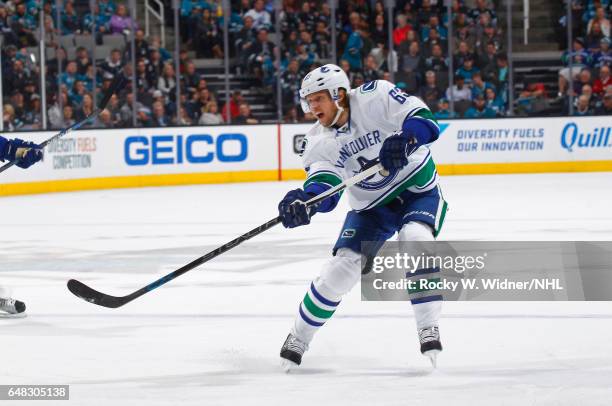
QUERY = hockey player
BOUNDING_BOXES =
[0,136,44,316]
[278,64,447,370]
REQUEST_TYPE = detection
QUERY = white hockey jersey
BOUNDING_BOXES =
[301,80,440,211]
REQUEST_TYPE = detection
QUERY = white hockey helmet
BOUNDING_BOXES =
[299,64,350,125]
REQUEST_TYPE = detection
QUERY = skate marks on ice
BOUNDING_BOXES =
[8,312,612,320]
[3,312,612,405]
[64,354,612,406]
[0,317,171,338]
[0,238,331,275]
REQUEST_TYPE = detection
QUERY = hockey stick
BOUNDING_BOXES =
[67,162,385,308]
[0,74,126,175]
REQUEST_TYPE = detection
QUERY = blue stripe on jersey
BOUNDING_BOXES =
[402,116,439,145]
[410,295,443,305]
[310,282,341,307]
[299,304,325,327]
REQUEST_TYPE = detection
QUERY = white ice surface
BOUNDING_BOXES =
[1,172,612,405]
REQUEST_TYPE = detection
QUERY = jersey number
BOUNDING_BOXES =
[389,87,410,104]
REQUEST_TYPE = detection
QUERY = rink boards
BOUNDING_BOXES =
[1,115,610,196]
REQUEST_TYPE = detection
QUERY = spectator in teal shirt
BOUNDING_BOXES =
[69,80,86,107]
[98,0,117,17]
[11,2,37,45]
[434,98,458,119]
[84,5,112,35]
[342,12,364,70]
[182,0,212,17]
[471,72,494,99]
[61,1,80,35]
[342,30,364,70]
[456,57,480,85]
[420,15,448,42]
[464,94,497,118]
[485,87,505,116]
[495,54,509,86]
[60,62,78,91]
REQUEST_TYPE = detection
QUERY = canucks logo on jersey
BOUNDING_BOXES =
[359,81,378,93]
[354,156,399,191]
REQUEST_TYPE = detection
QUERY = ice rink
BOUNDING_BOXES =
[1,172,612,405]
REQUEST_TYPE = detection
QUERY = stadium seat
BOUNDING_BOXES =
[102,35,126,50]
[59,34,75,49]
[75,35,95,49]
[94,46,113,61]
[45,47,56,60]
[66,47,77,61]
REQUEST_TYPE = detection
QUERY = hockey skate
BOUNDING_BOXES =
[0,297,26,318]
[280,333,308,372]
[419,326,442,368]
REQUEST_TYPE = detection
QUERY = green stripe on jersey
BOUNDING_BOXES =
[303,293,336,319]
[434,199,448,238]
[304,172,343,189]
[376,158,437,207]
[412,108,440,130]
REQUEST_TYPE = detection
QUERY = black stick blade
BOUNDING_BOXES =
[67,279,127,308]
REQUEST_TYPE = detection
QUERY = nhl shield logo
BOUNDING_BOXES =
[293,134,306,155]
[341,229,356,238]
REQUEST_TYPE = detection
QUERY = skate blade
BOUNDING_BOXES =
[424,349,440,368]
[0,312,27,319]
[280,358,299,373]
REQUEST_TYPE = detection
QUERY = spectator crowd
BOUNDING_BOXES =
[1,0,260,130]
[557,0,611,116]
[209,0,513,120]
[1,0,609,131]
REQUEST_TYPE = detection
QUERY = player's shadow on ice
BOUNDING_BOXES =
[286,364,432,377]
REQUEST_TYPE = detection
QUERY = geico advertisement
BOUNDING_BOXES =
[124,133,248,166]
[280,116,612,170]
[1,126,278,183]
